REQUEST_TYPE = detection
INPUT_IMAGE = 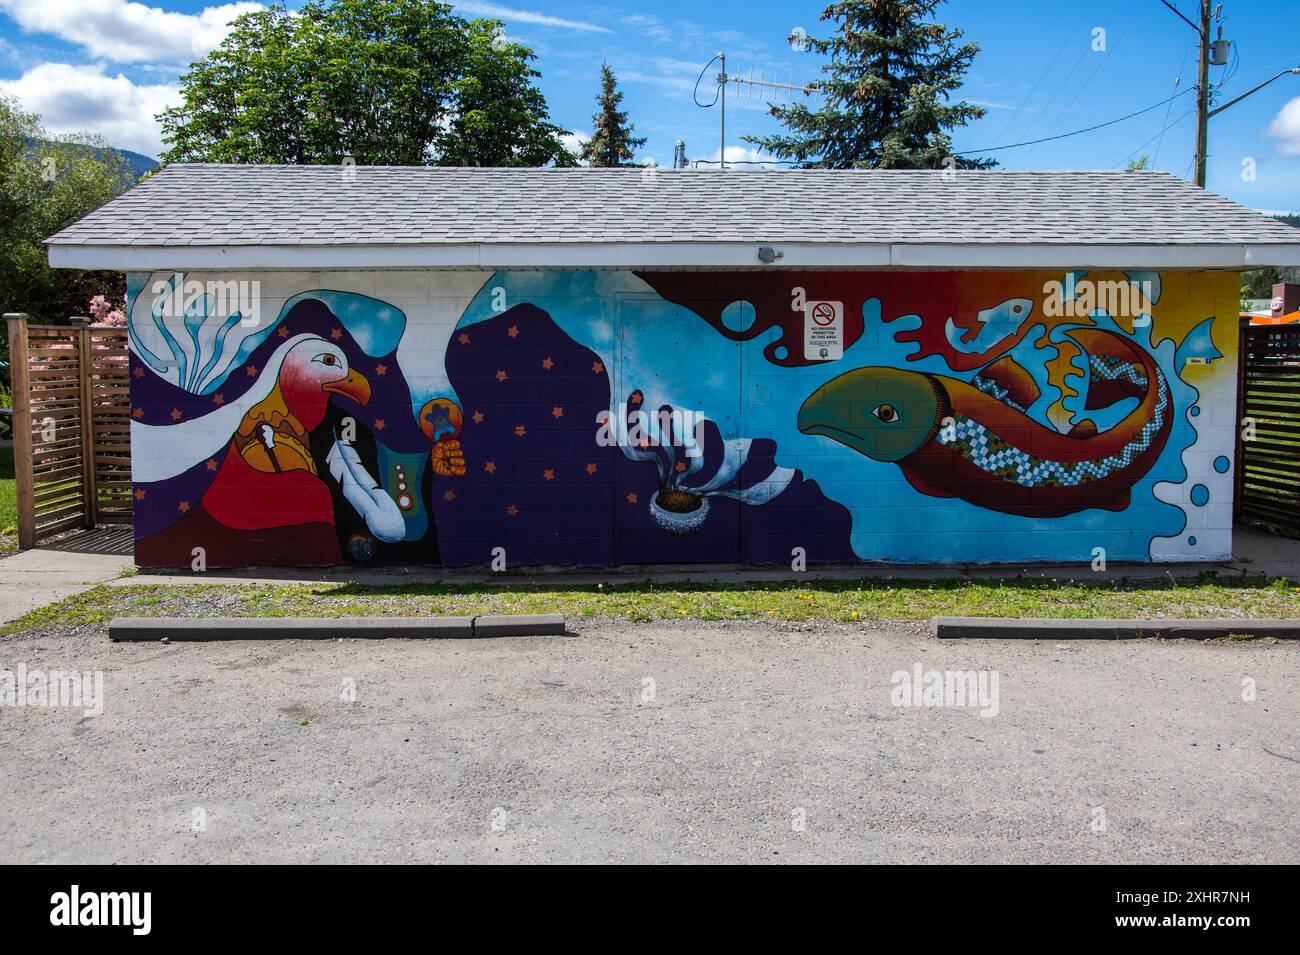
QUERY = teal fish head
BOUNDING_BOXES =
[798,367,945,462]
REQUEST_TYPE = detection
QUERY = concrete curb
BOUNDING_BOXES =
[108,614,566,642]
[932,617,1300,640]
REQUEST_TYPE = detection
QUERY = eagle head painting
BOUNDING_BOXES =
[128,289,459,567]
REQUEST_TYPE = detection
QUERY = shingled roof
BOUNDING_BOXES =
[46,165,1300,271]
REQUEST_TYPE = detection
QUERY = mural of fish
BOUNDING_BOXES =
[797,328,1174,517]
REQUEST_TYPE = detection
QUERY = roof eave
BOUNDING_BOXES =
[46,240,1300,271]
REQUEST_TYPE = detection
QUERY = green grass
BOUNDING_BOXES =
[5,575,1299,634]
[0,446,16,556]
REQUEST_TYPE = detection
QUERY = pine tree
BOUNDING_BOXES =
[746,0,994,169]
[579,63,646,167]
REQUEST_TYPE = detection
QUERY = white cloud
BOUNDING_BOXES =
[0,63,178,155]
[1267,96,1300,155]
[694,145,784,168]
[623,14,672,44]
[453,1,610,33]
[559,130,588,161]
[0,0,262,64]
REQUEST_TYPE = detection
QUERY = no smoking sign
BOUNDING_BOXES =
[804,300,844,361]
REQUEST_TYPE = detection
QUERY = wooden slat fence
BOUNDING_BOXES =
[1236,319,1300,538]
[5,313,132,548]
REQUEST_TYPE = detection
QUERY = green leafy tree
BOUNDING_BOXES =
[0,96,131,329]
[746,0,993,169]
[158,0,573,167]
[435,21,576,167]
[1242,267,1281,301]
[579,63,646,167]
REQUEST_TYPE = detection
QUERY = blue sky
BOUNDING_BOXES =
[2,0,1297,211]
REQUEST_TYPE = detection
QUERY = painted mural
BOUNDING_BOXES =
[125,268,1239,568]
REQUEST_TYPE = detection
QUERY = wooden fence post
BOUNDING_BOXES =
[5,313,35,549]
[1234,316,1248,525]
[76,322,98,528]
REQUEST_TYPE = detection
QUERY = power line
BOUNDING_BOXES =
[1005,0,1122,158]
[1157,0,1198,31]
[1229,52,1300,84]
[1152,42,1194,167]
[1014,0,1140,168]
[1112,107,1195,168]
[988,0,1098,148]
[953,86,1196,155]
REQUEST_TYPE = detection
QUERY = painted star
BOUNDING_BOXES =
[443,490,456,502]
[506,504,519,517]
[373,419,386,431]
[542,469,555,481]
[330,328,344,340]
[212,394,225,405]
[541,357,554,370]
[629,391,643,406]
[514,425,526,437]
[592,361,604,374]
[551,406,564,419]
[246,366,258,377]
[374,364,387,376]
[131,407,144,419]
[484,461,497,474]
[178,501,190,513]
[675,461,688,473]
[585,463,598,476]
[458,332,470,345]
[206,459,218,471]
[132,366,144,378]
[625,492,638,505]
[472,411,484,424]
[133,488,146,501]
[496,370,508,382]
[277,326,289,338]
[507,325,519,338]
[169,408,182,421]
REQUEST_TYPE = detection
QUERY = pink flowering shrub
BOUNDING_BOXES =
[88,294,126,326]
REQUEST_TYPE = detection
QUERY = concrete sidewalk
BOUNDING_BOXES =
[1,526,1298,625]
[0,529,133,623]
[105,525,1300,589]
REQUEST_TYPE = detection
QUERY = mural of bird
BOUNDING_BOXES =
[131,334,393,561]
[232,337,370,477]
[198,336,379,533]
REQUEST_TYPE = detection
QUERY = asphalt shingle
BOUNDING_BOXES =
[46,164,1300,249]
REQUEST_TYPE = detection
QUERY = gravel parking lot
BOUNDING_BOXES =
[2,619,1297,864]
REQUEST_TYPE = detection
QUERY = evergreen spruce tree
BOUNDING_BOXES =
[579,63,646,167]
[746,0,994,169]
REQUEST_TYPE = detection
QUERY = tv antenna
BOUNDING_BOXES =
[693,52,818,169]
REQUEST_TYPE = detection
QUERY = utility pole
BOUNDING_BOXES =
[1193,0,1211,187]
[1160,1,1299,185]
[1161,0,1229,187]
